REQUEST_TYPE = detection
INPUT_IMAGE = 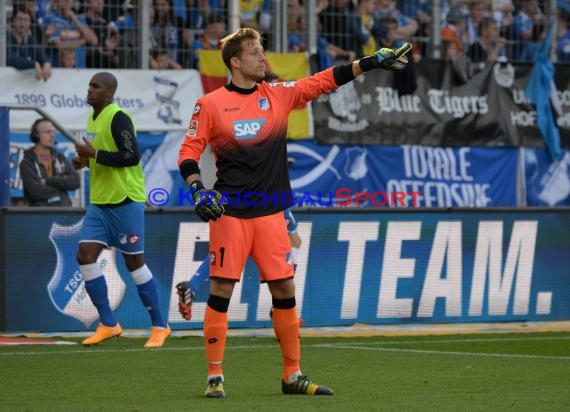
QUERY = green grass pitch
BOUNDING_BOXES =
[1,332,570,411]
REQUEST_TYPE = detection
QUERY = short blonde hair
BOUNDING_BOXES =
[221,27,262,71]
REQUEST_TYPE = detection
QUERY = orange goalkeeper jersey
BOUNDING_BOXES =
[179,67,339,218]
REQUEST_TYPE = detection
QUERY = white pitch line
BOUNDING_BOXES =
[330,336,570,346]
[314,344,570,360]
[0,344,276,357]
[3,336,570,360]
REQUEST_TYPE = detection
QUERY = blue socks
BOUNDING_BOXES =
[83,263,166,328]
[137,278,167,327]
[85,276,117,327]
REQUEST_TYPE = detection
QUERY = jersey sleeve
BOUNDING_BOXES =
[272,67,338,112]
[178,98,212,167]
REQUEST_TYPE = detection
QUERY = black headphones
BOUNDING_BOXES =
[30,118,48,144]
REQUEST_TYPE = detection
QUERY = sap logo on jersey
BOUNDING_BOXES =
[233,118,266,139]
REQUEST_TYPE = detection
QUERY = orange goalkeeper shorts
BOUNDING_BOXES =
[208,212,294,282]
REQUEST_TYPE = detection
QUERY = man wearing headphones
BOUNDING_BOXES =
[19,118,80,206]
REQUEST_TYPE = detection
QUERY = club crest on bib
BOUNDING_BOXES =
[258,97,270,110]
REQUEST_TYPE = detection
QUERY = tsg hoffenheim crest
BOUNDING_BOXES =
[47,220,126,328]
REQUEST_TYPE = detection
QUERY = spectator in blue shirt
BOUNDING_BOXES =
[14,0,46,45]
[397,0,430,42]
[319,0,358,55]
[468,17,507,72]
[317,36,356,70]
[185,0,222,30]
[374,0,419,42]
[43,0,98,67]
[189,12,226,69]
[512,0,545,60]
[7,7,52,81]
[78,0,119,68]
[350,0,387,58]
[152,0,185,65]
[557,10,570,62]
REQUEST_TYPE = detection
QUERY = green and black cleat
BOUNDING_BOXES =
[282,375,333,395]
[205,377,226,398]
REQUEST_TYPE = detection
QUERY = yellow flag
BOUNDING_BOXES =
[266,52,312,140]
[197,50,227,93]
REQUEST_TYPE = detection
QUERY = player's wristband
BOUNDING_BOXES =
[333,63,356,86]
[358,55,377,72]
[180,159,200,181]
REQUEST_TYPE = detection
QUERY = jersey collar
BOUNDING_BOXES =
[226,82,258,95]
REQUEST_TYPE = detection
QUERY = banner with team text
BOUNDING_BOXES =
[313,60,570,148]
[287,140,518,207]
[0,67,203,132]
[2,209,570,332]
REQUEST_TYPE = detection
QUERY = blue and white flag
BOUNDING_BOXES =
[524,23,563,162]
[525,148,570,206]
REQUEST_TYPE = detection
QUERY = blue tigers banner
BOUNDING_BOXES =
[312,59,570,149]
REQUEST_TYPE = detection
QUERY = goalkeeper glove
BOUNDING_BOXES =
[359,42,413,72]
[190,180,225,222]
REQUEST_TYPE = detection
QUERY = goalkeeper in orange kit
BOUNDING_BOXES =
[178,26,411,398]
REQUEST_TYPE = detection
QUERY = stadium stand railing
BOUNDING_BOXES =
[1,0,565,71]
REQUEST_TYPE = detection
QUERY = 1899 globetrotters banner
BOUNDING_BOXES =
[0,67,203,132]
[313,60,570,148]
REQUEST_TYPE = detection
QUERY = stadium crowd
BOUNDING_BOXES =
[5,0,569,75]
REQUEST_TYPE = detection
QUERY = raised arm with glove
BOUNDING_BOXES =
[357,42,413,73]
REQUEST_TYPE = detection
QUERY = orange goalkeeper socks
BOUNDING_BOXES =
[204,305,228,376]
[272,307,301,382]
